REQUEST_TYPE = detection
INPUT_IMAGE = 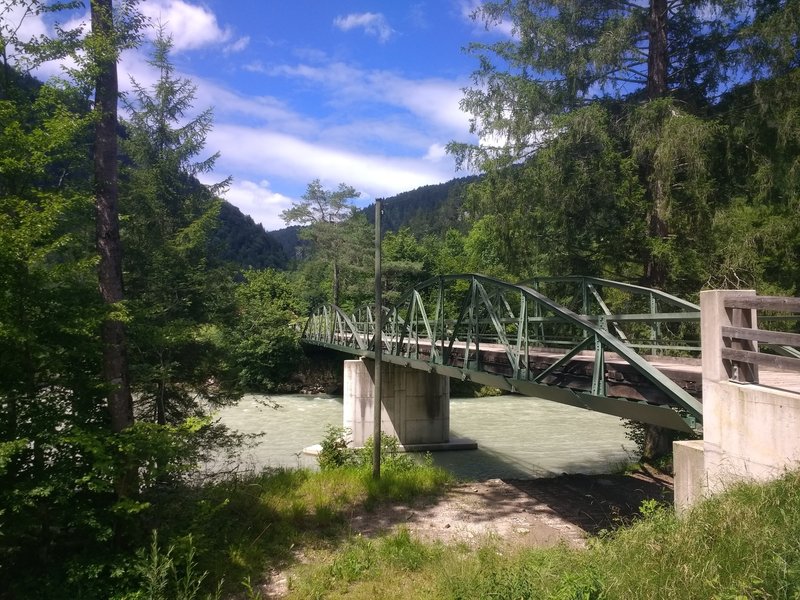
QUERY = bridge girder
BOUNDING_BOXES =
[302,274,704,432]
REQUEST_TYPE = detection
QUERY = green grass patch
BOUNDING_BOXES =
[282,471,800,600]
[288,529,444,600]
[143,461,452,597]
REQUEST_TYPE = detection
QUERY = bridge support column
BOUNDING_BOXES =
[343,359,476,451]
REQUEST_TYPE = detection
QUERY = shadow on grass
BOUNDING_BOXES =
[140,464,451,595]
[505,469,673,535]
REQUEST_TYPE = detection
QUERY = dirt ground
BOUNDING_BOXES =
[262,466,674,598]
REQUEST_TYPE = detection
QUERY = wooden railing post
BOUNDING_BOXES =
[727,299,759,383]
[700,289,757,384]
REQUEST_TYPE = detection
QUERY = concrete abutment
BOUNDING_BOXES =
[674,290,800,514]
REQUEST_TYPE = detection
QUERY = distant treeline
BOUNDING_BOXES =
[268,175,478,263]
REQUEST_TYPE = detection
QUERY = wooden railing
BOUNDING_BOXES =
[722,295,800,384]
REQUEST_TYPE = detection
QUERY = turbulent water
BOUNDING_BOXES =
[215,393,635,480]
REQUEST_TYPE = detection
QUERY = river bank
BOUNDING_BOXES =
[210,392,666,598]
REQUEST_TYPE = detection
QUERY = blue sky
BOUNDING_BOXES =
[9,1,511,230]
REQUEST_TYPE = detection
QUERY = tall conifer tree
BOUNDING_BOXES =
[121,27,236,426]
[450,0,740,289]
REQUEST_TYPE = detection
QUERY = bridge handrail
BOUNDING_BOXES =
[301,303,368,350]
[521,276,702,356]
[525,275,700,312]
[721,295,800,384]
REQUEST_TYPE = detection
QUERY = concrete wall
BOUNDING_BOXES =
[703,379,800,493]
[343,359,450,447]
[673,440,706,514]
[674,289,800,514]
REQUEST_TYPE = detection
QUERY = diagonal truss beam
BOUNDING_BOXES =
[301,274,705,431]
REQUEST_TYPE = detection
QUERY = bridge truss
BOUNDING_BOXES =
[301,274,705,432]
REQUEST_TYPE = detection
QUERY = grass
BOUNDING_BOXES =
[281,471,800,599]
[142,461,453,597]
[135,461,800,599]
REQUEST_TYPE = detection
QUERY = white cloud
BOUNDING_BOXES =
[424,143,448,162]
[270,61,471,135]
[208,125,455,203]
[1,3,56,69]
[376,74,470,133]
[192,77,318,136]
[140,0,232,51]
[225,36,250,54]
[316,117,433,152]
[1,3,49,41]
[219,179,294,230]
[333,12,395,43]
[459,0,514,38]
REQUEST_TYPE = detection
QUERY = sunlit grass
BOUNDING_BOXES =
[148,461,453,596]
[281,471,800,600]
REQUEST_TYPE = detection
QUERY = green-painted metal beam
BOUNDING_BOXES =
[301,273,706,431]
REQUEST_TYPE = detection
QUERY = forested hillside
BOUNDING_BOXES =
[269,175,478,262]
[212,201,288,269]
[362,175,479,234]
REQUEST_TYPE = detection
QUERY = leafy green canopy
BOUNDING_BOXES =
[230,269,305,391]
[447,1,797,295]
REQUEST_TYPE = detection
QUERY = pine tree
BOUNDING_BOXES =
[121,27,237,426]
[281,179,362,307]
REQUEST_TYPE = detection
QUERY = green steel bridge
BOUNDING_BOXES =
[301,274,800,433]
[300,274,715,433]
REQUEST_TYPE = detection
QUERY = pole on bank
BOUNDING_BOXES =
[372,199,382,479]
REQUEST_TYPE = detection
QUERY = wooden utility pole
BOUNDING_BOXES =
[372,200,382,479]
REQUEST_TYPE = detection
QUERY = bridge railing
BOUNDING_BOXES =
[525,276,701,356]
[721,295,800,384]
[701,290,800,390]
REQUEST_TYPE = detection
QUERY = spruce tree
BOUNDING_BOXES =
[121,27,236,426]
[450,0,741,289]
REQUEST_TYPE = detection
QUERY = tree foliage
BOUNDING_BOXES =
[1,10,249,597]
[281,179,370,307]
[448,0,798,296]
[120,28,239,426]
[231,269,305,391]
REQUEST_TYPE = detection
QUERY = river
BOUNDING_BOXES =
[216,393,635,480]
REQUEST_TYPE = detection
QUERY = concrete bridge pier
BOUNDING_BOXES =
[343,358,477,451]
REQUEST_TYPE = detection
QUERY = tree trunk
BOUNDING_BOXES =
[642,0,672,454]
[647,0,668,100]
[156,380,166,425]
[92,0,134,437]
[642,424,675,461]
[644,0,670,291]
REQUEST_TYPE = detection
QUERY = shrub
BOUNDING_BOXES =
[317,426,417,472]
[317,425,357,470]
